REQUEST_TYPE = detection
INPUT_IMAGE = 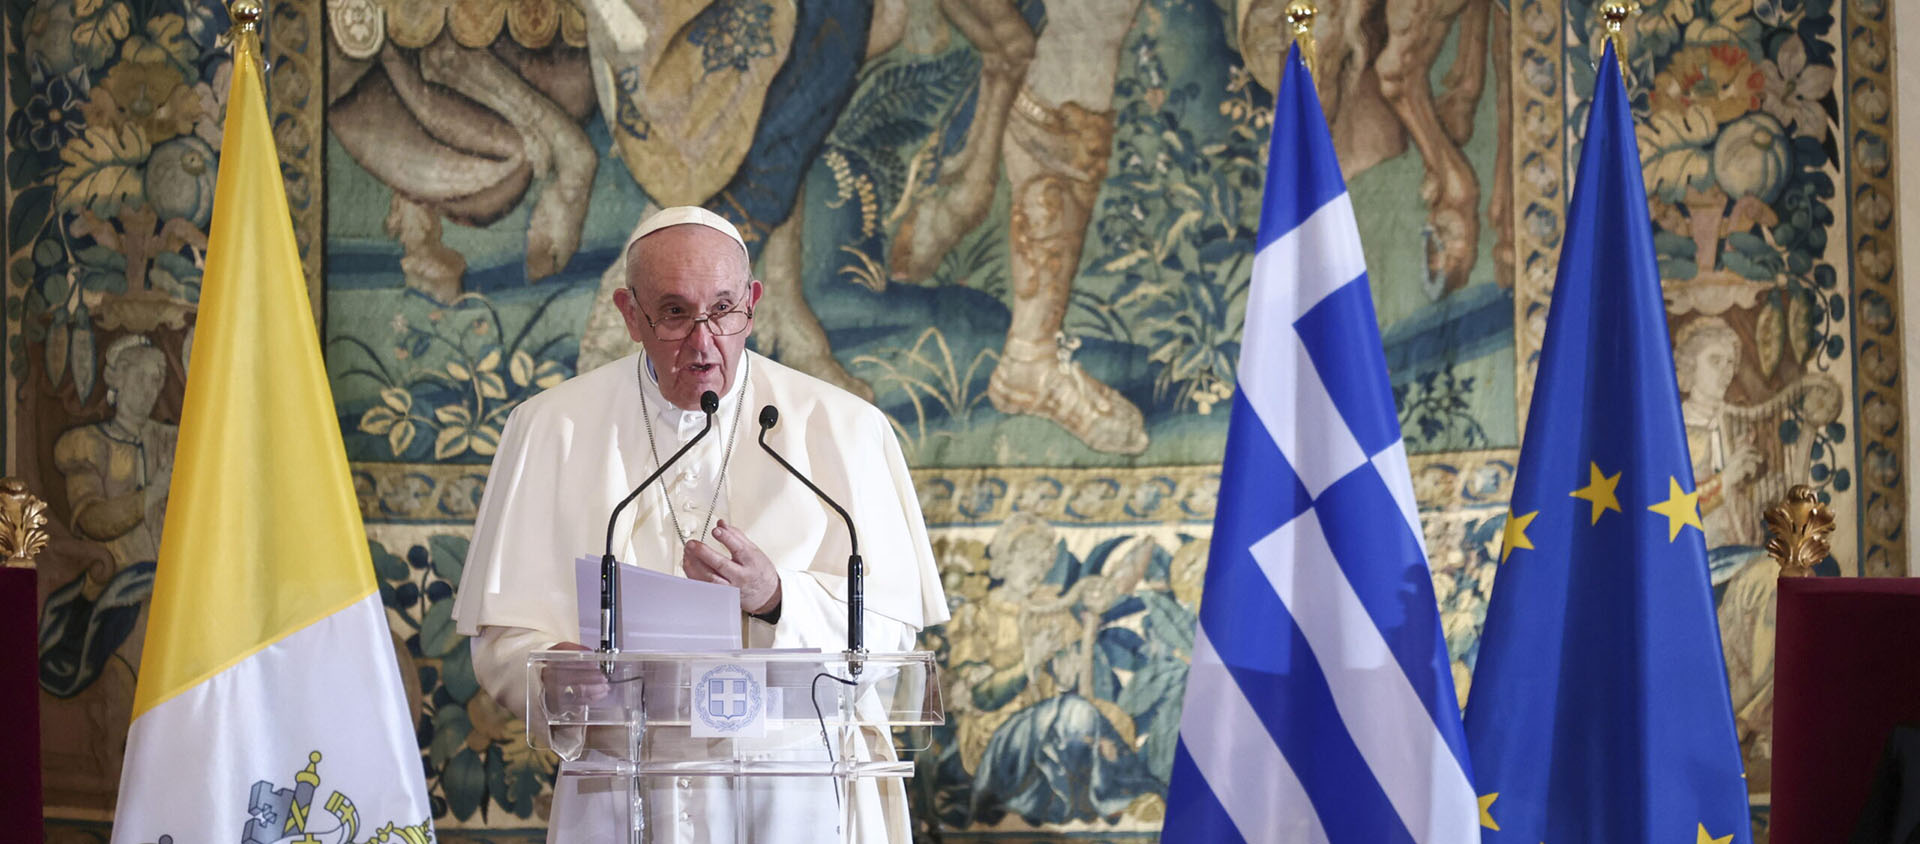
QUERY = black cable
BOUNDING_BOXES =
[811,671,859,814]
[574,667,863,814]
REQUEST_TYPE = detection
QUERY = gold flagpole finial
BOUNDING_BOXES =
[227,0,268,88]
[1285,1,1317,78]
[1598,2,1639,66]
[230,0,262,33]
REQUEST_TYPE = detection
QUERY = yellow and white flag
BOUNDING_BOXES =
[110,23,432,844]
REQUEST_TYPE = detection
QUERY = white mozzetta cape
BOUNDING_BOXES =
[453,349,949,842]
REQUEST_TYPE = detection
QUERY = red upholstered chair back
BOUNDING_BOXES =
[1772,577,1920,843]
[0,566,40,831]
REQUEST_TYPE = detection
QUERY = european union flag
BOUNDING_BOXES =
[1462,43,1752,843]
[1162,47,1477,843]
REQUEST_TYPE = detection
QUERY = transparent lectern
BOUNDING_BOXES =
[527,650,942,843]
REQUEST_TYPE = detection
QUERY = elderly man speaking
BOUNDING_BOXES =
[452,206,949,841]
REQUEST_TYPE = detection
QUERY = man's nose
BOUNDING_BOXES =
[684,318,721,347]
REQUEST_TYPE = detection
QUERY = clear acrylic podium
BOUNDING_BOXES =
[527,650,942,843]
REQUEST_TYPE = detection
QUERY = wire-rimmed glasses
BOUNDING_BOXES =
[640,304,755,341]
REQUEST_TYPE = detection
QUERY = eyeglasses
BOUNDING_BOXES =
[638,302,755,341]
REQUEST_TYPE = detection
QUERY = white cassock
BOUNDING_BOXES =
[452,349,949,843]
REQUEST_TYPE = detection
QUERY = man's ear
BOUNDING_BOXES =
[748,279,764,307]
[612,286,648,342]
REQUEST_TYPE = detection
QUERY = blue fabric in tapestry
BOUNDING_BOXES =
[709,0,871,243]
[1461,42,1753,844]
[1160,46,1478,844]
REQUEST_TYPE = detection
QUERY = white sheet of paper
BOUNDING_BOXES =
[574,555,742,651]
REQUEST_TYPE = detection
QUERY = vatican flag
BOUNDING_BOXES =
[109,21,433,844]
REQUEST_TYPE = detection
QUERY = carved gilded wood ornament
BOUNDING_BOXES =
[1765,484,1835,578]
[0,478,49,568]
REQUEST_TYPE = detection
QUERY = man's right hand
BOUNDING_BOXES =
[541,641,611,705]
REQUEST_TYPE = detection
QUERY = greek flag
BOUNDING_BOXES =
[1161,47,1477,843]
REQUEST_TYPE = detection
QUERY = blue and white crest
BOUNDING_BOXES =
[693,663,764,736]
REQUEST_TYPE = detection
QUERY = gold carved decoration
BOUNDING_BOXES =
[1284,1,1316,79]
[1598,2,1639,63]
[231,0,262,31]
[1764,484,1833,578]
[0,478,50,569]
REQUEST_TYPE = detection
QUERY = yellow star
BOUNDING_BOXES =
[1569,462,1622,524]
[1697,822,1732,844]
[1648,477,1705,541]
[1500,510,1537,563]
[1478,792,1500,830]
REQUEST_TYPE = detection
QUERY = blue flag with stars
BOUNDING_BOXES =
[1462,43,1752,844]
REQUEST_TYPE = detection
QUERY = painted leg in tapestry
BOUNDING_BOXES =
[1376,0,1482,296]
[1489,7,1514,289]
[1232,0,1411,177]
[386,196,467,304]
[1428,0,1515,290]
[886,0,1035,283]
[755,194,876,400]
[1432,0,1490,147]
[990,0,1148,455]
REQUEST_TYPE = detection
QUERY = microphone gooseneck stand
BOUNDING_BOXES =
[599,389,720,655]
[756,404,865,675]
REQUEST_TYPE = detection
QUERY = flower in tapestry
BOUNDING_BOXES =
[10,74,87,152]
[688,0,778,75]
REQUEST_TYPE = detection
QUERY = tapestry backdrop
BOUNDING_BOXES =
[4,0,1903,841]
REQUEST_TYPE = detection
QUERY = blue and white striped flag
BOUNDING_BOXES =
[1161,47,1477,843]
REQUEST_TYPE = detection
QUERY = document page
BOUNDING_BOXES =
[574,556,742,651]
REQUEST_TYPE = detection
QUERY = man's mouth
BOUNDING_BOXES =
[684,362,718,376]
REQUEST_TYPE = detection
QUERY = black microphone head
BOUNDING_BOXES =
[700,390,720,414]
[758,405,779,430]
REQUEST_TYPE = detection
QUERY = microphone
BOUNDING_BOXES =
[756,405,865,674]
[598,389,720,654]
